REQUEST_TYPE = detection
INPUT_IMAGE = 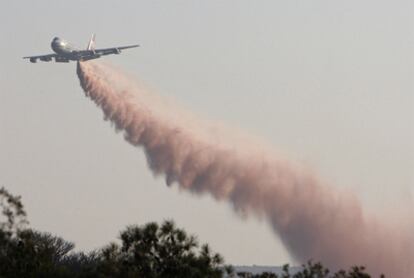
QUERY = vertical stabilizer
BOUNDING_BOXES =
[87,34,96,51]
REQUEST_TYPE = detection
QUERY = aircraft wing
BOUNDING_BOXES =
[92,44,140,56]
[23,53,57,63]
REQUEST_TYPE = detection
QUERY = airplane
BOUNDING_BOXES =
[23,34,139,63]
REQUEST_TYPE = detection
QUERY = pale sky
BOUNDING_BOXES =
[1,1,413,265]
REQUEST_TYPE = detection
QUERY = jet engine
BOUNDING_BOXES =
[40,57,52,62]
[82,54,101,61]
[55,56,69,63]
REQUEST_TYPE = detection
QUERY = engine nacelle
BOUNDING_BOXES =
[40,57,52,62]
[55,56,69,63]
[114,48,121,54]
[82,54,101,61]
[29,58,37,63]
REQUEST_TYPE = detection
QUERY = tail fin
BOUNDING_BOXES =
[87,34,96,51]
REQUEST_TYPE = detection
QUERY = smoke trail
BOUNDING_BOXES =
[77,61,413,277]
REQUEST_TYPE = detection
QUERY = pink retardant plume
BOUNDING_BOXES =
[77,61,413,277]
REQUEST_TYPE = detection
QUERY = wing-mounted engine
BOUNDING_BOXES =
[82,54,101,61]
[55,56,69,63]
[29,58,37,63]
[40,57,52,62]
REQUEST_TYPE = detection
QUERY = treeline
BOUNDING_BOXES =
[0,187,384,278]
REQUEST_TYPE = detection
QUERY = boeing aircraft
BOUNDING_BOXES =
[23,34,139,63]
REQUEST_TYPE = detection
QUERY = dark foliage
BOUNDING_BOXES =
[0,187,385,278]
[0,187,28,236]
[240,262,385,278]
[0,187,229,277]
[95,220,228,277]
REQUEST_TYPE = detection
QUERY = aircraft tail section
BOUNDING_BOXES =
[87,34,96,51]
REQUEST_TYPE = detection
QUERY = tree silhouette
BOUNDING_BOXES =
[0,187,387,278]
[96,220,229,277]
[243,262,385,278]
[0,186,28,237]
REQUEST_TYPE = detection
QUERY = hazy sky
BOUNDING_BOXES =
[1,1,413,265]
